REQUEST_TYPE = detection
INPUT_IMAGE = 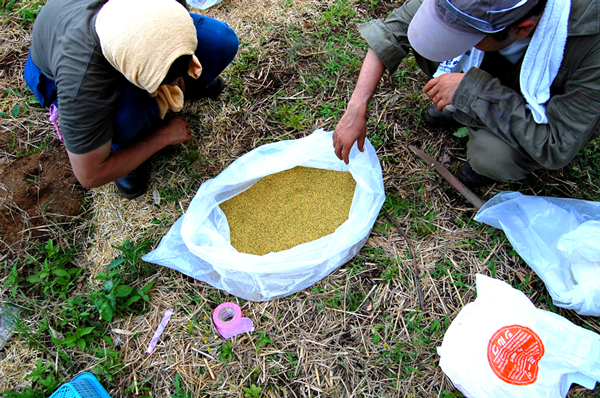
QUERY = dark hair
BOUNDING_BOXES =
[161,54,193,85]
[490,0,548,42]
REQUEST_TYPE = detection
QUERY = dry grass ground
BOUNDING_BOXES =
[1,0,600,397]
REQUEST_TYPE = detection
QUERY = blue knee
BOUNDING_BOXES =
[214,23,239,65]
[190,14,238,82]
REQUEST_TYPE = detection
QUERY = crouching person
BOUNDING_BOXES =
[24,0,239,199]
[333,0,600,188]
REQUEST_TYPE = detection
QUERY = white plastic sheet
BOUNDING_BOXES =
[142,129,385,301]
[474,191,600,316]
[438,274,600,398]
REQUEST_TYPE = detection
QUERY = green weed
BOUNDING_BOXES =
[151,212,173,226]
[4,359,59,398]
[255,331,272,351]
[382,194,411,218]
[19,1,41,23]
[382,194,439,236]
[317,102,343,119]
[157,186,186,204]
[51,325,95,351]
[88,239,156,322]
[91,347,123,383]
[0,0,17,13]
[369,129,385,149]
[3,263,21,296]
[113,239,154,270]
[24,359,59,394]
[567,138,600,200]
[453,126,469,138]
[380,341,406,366]
[372,324,384,345]
[91,260,154,322]
[273,103,306,130]
[126,374,155,398]
[243,384,263,398]
[394,58,420,85]
[319,0,357,26]
[171,374,194,398]
[440,390,465,398]
[219,340,233,364]
[25,240,81,300]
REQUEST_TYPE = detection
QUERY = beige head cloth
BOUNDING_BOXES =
[95,0,202,95]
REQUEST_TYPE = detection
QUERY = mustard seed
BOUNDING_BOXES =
[220,166,356,255]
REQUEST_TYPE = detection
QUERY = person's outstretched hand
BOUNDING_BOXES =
[332,48,385,164]
[333,107,367,165]
[423,72,464,111]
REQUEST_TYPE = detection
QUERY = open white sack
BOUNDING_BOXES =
[142,129,385,301]
[474,191,600,316]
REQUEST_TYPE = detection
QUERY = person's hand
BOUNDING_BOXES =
[423,73,464,111]
[333,107,367,164]
[154,115,192,146]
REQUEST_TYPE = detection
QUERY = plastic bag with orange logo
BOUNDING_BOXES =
[438,274,600,397]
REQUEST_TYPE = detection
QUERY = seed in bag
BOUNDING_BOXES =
[220,166,356,255]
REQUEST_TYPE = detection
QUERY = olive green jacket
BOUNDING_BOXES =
[359,0,600,170]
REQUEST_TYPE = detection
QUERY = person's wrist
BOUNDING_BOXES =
[346,100,368,118]
[145,127,171,149]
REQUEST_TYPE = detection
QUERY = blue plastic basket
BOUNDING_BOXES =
[49,373,112,398]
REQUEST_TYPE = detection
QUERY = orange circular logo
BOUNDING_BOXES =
[487,325,545,385]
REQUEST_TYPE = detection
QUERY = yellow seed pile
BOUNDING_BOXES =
[220,166,356,255]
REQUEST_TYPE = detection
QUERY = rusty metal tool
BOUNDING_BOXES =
[409,145,485,210]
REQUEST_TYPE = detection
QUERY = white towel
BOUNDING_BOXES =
[433,0,571,124]
[520,0,570,124]
[95,0,203,119]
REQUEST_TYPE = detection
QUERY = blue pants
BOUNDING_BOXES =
[24,14,238,150]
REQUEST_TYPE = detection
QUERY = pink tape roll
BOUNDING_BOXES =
[212,302,254,339]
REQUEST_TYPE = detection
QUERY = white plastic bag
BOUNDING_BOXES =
[474,191,600,316]
[187,0,222,10]
[142,129,385,301]
[438,274,600,398]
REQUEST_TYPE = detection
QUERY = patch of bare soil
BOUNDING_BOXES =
[0,146,87,250]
